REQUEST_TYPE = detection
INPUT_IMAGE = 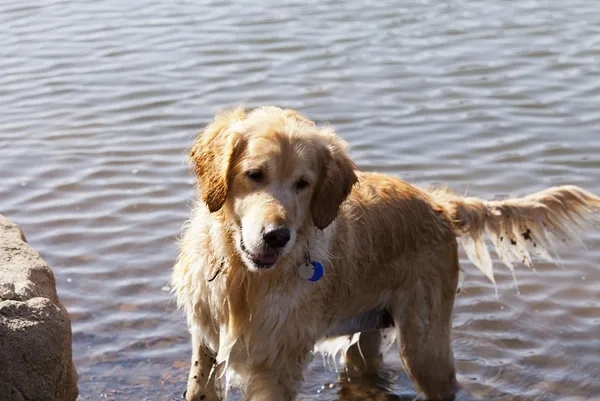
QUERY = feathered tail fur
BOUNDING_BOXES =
[433,185,600,290]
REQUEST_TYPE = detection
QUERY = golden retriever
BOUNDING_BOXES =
[171,106,600,401]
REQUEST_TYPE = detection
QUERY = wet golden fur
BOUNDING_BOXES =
[172,106,600,401]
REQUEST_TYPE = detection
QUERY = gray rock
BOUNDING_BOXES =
[0,381,26,401]
[0,214,78,401]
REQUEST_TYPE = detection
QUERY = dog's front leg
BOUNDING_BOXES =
[243,369,299,401]
[244,350,314,401]
[185,335,219,401]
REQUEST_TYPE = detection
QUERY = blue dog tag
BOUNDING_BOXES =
[299,260,324,281]
[309,261,324,281]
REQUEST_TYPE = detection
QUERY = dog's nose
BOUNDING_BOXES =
[263,227,291,249]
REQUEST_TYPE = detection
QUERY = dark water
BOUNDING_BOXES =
[2,1,600,400]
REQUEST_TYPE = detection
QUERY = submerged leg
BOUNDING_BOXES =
[393,278,458,400]
[343,329,384,376]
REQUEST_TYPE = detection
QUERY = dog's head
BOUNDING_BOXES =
[190,106,357,271]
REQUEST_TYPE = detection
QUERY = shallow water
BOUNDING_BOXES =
[1,0,600,400]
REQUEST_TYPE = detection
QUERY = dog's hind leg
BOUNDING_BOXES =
[344,329,384,376]
[391,270,459,400]
[185,335,220,401]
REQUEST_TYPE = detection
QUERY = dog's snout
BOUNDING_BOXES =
[263,227,291,249]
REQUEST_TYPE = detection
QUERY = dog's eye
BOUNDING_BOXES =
[246,169,265,183]
[294,179,310,192]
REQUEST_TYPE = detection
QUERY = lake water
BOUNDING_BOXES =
[2,1,600,400]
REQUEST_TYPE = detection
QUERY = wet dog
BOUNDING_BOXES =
[171,106,600,400]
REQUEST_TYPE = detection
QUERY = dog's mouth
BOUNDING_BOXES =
[240,236,279,269]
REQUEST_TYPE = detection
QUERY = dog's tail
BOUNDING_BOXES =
[432,185,600,288]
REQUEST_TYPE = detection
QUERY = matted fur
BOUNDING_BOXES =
[172,106,600,401]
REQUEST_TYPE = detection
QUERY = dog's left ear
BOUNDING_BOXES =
[311,135,358,230]
[190,107,245,213]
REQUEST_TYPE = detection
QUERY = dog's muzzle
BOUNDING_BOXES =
[240,235,280,269]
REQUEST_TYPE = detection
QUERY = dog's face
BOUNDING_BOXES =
[190,106,357,271]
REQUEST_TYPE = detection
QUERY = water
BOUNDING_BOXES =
[1,0,600,399]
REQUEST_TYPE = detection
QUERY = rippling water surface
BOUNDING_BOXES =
[2,1,600,400]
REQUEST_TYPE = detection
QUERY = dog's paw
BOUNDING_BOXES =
[184,385,220,401]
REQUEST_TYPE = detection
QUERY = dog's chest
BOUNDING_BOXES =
[229,285,321,367]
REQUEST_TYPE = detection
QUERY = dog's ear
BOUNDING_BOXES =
[311,135,358,230]
[190,107,246,213]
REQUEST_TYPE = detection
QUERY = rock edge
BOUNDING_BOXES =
[0,214,78,401]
